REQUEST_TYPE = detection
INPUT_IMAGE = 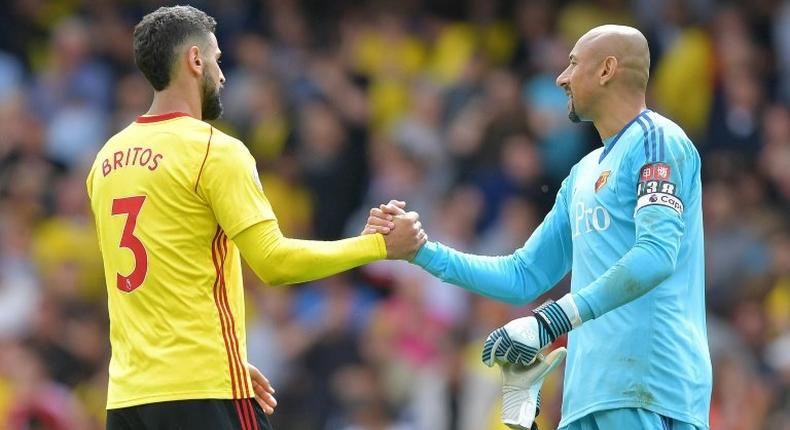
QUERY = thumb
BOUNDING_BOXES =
[535,347,568,377]
[538,347,567,374]
[510,347,566,384]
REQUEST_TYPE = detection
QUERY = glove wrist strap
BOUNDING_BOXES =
[532,294,582,342]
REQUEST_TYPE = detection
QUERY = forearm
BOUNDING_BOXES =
[234,221,387,286]
[412,241,554,305]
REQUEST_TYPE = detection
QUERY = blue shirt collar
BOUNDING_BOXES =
[599,109,651,163]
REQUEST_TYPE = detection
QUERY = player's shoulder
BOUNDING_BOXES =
[92,122,135,162]
[208,125,244,148]
[104,122,136,145]
[207,126,252,160]
[564,148,602,183]
[114,115,201,150]
[574,147,604,170]
[631,110,700,164]
[170,116,216,146]
[157,118,248,161]
[644,111,696,150]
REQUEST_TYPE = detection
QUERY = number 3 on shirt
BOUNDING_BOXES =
[112,196,148,292]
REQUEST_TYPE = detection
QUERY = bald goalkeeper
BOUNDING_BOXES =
[368,25,711,429]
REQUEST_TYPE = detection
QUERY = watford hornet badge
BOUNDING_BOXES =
[595,170,611,192]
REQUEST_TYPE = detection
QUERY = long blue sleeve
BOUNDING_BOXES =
[412,176,574,305]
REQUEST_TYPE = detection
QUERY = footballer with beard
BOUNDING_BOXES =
[87,6,426,430]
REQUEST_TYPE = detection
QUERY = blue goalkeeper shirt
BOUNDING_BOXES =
[412,110,711,428]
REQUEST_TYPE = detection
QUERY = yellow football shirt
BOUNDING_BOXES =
[87,112,277,408]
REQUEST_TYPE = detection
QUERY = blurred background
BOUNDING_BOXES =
[0,0,788,429]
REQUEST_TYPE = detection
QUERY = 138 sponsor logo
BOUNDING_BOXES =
[637,180,676,197]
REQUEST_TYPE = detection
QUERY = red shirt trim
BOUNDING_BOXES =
[136,112,191,123]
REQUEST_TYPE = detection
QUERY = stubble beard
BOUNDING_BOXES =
[201,71,223,121]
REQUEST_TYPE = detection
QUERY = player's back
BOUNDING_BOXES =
[87,113,254,408]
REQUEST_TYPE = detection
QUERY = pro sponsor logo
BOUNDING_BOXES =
[573,201,611,237]
[635,192,684,215]
[639,163,671,181]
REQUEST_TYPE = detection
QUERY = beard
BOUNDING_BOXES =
[568,97,581,123]
[201,71,223,121]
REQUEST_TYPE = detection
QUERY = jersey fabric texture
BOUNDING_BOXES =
[412,110,711,428]
[87,112,274,408]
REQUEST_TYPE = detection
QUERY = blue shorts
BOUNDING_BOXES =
[558,408,702,430]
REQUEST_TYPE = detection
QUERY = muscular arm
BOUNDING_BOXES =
[234,220,387,286]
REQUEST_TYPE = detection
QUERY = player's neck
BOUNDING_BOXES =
[592,97,646,141]
[145,83,202,120]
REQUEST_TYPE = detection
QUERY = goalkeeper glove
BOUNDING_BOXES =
[500,347,567,430]
[482,295,581,367]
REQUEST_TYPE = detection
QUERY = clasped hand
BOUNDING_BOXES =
[361,200,427,260]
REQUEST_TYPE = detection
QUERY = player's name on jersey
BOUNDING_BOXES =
[102,147,164,176]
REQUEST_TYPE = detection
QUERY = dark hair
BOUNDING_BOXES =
[133,6,216,91]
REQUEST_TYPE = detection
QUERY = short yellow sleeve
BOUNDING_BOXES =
[198,135,276,238]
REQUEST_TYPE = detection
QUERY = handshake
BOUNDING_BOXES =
[360,200,427,261]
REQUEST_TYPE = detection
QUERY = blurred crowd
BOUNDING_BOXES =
[0,0,788,429]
